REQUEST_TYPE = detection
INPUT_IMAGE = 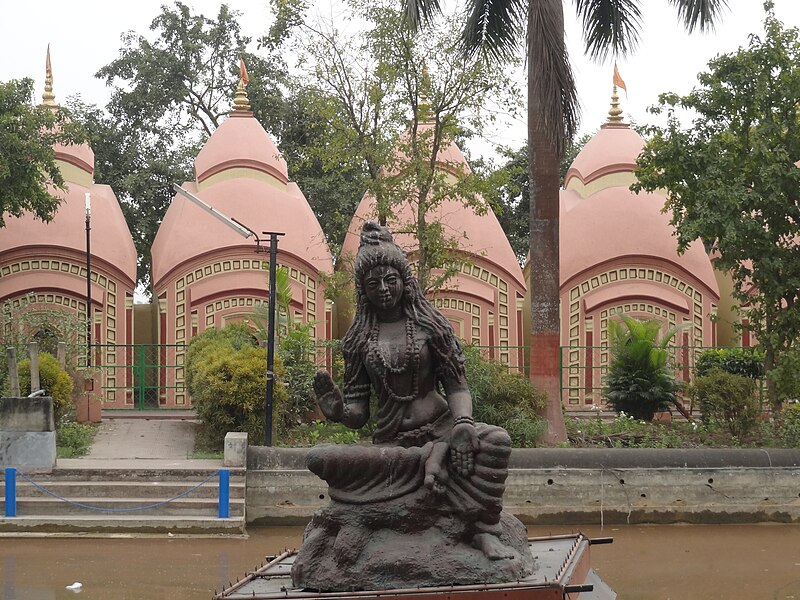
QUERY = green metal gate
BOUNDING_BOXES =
[95,344,187,409]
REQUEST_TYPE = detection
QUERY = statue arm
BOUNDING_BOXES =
[442,373,478,477]
[313,368,370,429]
[441,374,473,422]
[341,366,370,429]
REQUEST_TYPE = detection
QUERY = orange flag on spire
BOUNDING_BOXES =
[613,63,627,96]
[239,57,249,85]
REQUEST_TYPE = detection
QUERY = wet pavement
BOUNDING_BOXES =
[58,414,223,470]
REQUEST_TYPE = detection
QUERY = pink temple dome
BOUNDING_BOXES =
[153,112,332,285]
[193,112,289,184]
[564,125,645,189]
[560,124,718,297]
[342,125,524,289]
[560,186,719,296]
[1,140,136,284]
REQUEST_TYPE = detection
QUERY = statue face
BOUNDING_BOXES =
[364,265,404,315]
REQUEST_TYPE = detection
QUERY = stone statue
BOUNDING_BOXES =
[291,222,535,591]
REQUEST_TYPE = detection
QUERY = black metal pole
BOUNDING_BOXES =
[85,193,92,367]
[263,231,285,446]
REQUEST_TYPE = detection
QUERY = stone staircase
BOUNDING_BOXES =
[0,465,246,535]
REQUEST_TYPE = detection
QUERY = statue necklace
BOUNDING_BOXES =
[369,316,419,403]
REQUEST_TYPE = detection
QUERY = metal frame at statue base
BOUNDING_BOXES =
[214,533,616,600]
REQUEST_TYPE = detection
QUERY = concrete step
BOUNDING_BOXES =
[0,467,247,536]
[2,480,245,499]
[0,514,245,535]
[1,496,245,517]
[24,467,245,482]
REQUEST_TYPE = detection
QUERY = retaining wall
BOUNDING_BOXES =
[246,447,800,526]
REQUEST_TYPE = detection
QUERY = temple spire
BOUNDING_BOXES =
[231,56,251,113]
[42,44,57,107]
[602,63,628,129]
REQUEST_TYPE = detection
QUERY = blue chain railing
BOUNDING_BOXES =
[3,467,230,519]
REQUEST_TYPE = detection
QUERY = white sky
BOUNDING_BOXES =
[2,0,800,155]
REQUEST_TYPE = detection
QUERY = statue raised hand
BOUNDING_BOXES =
[313,370,343,422]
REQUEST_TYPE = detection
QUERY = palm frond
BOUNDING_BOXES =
[528,0,580,154]
[461,0,527,61]
[403,0,444,31]
[667,0,728,33]
[573,0,643,60]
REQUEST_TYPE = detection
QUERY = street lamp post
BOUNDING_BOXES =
[263,232,285,447]
[171,184,286,446]
[85,192,92,367]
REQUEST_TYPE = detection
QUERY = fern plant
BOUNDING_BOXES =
[603,315,686,421]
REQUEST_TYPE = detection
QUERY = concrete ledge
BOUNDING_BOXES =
[224,432,248,468]
[508,448,800,469]
[246,446,800,526]
[0,397,55,432]
[0,431,56,471]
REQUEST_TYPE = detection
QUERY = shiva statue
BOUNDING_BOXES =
[291,222,535,591]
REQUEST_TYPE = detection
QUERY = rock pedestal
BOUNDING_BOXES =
[291,485,535,591]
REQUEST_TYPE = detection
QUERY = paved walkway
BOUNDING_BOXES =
[58,417,223,470]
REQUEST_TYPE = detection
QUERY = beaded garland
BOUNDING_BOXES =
[368,316,419,403]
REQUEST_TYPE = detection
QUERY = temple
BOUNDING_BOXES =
[340,97,526,368]
[0,48,138,407]
[150,68,334,407]
[525,83,722,409]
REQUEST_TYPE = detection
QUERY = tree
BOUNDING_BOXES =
[405,0,726,443]
[273,0,520,292]
[490,134,591,262]
[634,3,800,415]
[68,98,195,290]
[274,84,372,253]
[86,1,288,290]
[0,78,85,227]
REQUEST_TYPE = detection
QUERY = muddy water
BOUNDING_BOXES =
[1,524,799,600]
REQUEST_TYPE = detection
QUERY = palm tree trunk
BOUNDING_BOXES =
[528,0,567,444]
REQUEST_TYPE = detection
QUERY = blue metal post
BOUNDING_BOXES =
[218,469,230,518]
[5,468,16,517]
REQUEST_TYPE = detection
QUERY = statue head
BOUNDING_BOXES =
[353,222,419,313]
[343,221,464,381]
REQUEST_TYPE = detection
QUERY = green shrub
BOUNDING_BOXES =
[186,324,288,449]
[278,323,320,430]
[769,347,800,404]
[695,347,765,379]
[780,403,800,447]
[185,322,258,392]
[463,345,546,447]
[57,421,96,458]
[604,316,684,421]
[17,352,74,420]
[689,368,760,438]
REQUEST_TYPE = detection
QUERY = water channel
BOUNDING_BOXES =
[2,524,799,600]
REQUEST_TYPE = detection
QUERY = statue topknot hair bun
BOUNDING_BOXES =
[359,221,394,247]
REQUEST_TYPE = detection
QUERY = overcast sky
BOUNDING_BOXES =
[3,0,800,158]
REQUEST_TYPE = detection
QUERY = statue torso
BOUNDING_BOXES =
[364,317,449,443]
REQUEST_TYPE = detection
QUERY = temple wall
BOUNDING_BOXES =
[152,250,331,408]
[0,251,135,408]
[558,259,719,409]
